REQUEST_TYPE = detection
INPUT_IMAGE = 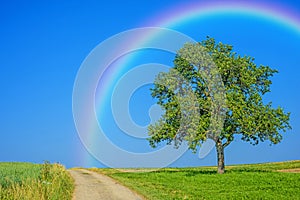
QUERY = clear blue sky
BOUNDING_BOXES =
[0,0,299,168]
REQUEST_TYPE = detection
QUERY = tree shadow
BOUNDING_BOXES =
[155,168,218,176]
[227,168,270,173]
[152,167,270,176]
[184,170,217,176]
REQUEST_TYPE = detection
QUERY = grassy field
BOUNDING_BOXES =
[90,160,300,200]
[0,162,74,200]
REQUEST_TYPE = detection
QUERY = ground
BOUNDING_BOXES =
[277,168,300,173]
[69,169,143,200]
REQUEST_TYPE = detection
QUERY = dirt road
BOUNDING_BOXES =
[277,168,300,173]
[69,169,143,200]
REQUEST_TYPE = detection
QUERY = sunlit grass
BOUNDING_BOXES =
[0,162,74,200]
[90,160,300,200]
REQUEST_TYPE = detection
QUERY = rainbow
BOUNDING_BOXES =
[147,1,300,33]
[75,1,300,167]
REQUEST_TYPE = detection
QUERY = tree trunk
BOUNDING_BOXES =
[216,139,225,174]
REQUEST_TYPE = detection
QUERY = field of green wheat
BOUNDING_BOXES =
[0,162,74,200]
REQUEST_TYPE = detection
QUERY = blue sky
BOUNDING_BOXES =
[0,0,299,168]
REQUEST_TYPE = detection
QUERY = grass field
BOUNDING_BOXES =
[90,160,300,200]
[0,162,74,200]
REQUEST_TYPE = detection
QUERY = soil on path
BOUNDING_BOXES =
[277,168,300,173]
[69,169,143,200]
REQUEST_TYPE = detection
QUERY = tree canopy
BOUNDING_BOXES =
[148,37,291,173]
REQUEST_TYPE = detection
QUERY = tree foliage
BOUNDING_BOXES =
[148,37,291,173]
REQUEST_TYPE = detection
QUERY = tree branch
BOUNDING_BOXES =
[222,138,232,148]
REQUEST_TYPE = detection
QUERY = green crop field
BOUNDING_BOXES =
[0,162,74,200]
[90,160,300,200]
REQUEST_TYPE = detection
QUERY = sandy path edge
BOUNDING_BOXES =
[277,168,300,173]
[68,169,144,200]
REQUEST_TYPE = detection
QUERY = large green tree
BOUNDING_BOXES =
[148,37,291,174]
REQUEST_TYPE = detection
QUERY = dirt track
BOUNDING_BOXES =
[69,169,143,200]
[277,168,300,173]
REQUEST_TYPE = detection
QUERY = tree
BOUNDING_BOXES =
[148,37,291,174]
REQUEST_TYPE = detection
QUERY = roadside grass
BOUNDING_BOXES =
[90,160,300,200]
[0,162,74,200]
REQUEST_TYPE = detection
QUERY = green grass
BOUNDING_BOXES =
[0,162,42,188]
[0,162,74,200]
[90,160,300,200]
